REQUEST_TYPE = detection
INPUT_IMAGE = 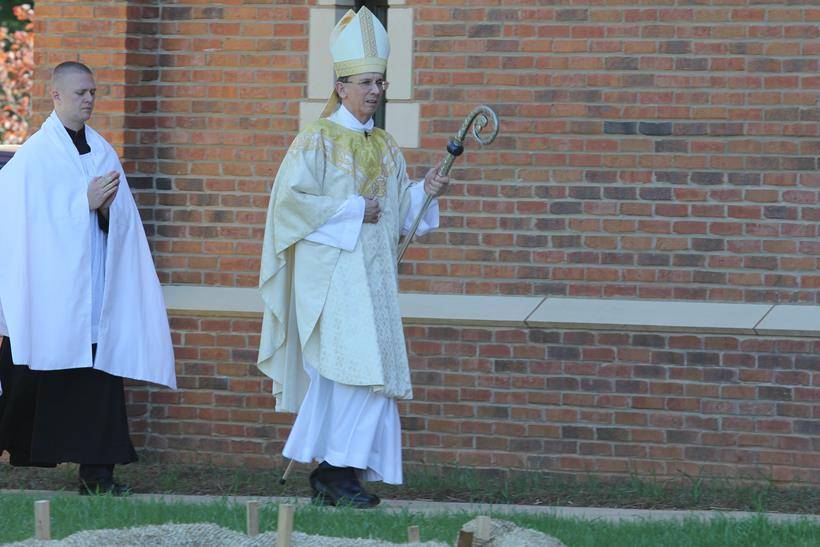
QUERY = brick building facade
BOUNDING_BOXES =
[29,1,819,485]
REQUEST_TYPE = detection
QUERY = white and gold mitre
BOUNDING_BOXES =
[331,6,390,77]
[321,7,390,117]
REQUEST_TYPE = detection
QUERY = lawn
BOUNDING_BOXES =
[0,493,818,546]
[1,458,817,515]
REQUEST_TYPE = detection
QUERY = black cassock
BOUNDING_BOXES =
[0,340,137,473]
[0,125,137,484]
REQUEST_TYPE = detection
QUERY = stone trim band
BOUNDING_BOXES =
[162,285,820,338]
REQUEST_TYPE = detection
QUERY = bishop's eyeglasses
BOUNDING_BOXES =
[342,78,390,92]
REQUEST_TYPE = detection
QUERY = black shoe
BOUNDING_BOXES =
[79,480,132,496]
[309,463,380,508]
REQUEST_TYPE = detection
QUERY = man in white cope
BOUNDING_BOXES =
[258,7,449,508]
[0,62,176,495]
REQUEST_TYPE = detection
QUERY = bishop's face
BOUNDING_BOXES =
[336,72,388,125]
[52,71,96,131]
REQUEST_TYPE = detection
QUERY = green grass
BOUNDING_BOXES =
[2,458,818,514]
[0,493,818,546]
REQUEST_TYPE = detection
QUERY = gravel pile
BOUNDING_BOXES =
[7,517,563,546]
[7,522,447,547]
[461,516,565,547]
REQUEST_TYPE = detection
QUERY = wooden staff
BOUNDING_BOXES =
[279,459,295,484]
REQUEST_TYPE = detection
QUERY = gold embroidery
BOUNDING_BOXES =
[359,8,378,58]
[333,57,387,78]
[289,120,400,198]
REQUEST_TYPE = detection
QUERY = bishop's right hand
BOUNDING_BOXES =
[363,196,381,224]
[87,171,120,211]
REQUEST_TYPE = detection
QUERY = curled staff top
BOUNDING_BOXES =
[456,105,499,146]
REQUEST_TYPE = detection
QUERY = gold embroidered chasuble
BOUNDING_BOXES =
[258,120,416,413]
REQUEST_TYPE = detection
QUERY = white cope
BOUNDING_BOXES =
[0,111,176,393]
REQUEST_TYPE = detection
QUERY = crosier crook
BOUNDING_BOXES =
[397,105,500,264]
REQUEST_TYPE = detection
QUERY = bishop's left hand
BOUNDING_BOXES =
[424,160,450,198]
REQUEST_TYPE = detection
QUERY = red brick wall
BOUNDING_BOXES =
[403,1,819,302]
[32,1,820,484]
[32,1,133,142]
[33,0,819,302]
[127,315,819,483]
[33,0,309,287]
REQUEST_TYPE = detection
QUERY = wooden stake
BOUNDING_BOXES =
[276,503,294,547]
[246,500,259,537]
[407,524,420,543]
[456,529,474,547]
[34,500,50,540]
[475,515,492,541]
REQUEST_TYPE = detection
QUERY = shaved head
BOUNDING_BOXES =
[51,62,96,131]
[52,61,93,87]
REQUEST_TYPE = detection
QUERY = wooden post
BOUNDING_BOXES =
[456,529,474,547]
[34,500,50,540]
[475,515,492,541]
[407,524,420,543]
[276,503,294,547]
[246,500,259,537]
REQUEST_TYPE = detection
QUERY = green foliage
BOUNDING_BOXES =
[0,0,29,31]
[0,2,33,143]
